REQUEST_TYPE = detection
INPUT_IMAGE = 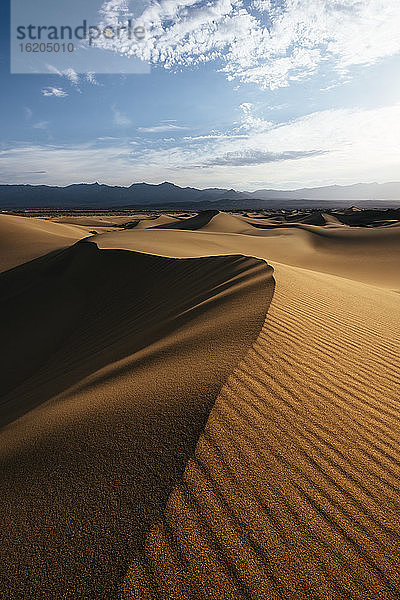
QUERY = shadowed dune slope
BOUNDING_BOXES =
[152,210,219,230]
[123,263,400,600]
[0,213,90,272]
[0,242,274,600]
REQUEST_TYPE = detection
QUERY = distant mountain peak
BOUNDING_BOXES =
[160,181,176,187]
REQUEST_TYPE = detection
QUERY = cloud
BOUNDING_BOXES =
[131,102,400,187]
[63,68,80,85]
[32,121,50,129]
[86,72,99,85]
[0,142,131,184]
[202,149,327,167]
[42,87,68,97]
[24,107,32,120]
[45,65,80,87]
[97,136,122,141]
[138,123,187,133]
[112,106,132,126]
[97,0,400,89]
[184,133,248,141]
[238,102,272,132]
[2,103,400,190]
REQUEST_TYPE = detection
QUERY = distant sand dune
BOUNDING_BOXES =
[150,210,219,230]
[52,215,142,227]
[94,215,400,289]
[133,214,180,229]
[0,213,90,272]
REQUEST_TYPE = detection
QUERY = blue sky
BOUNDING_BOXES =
[1,0,400,190]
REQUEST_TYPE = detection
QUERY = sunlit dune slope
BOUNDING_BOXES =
[0,240,273,600]
[123,262,400,600]
[0,213,90,272]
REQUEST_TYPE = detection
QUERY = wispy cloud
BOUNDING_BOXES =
[32,121,50,130]
[97,0,400,89]
[138,123,187,133]
[42,87,68,98]
[112,106,132,127]
[45,65,80,87]
[97,136,122,141]
[184,134,248,141]
[63,68,79,86]
[86,72,99,85]
[202,149,327,167]
[239,103,272,132]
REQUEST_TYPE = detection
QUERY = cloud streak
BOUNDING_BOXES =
[32,121,50,130]
[138,123,187,133]
[201,149,328,167]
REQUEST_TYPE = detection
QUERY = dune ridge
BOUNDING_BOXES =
[123,264,400,600]
[0,240,274,599]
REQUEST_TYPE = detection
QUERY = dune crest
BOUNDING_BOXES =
[0,241,274,599]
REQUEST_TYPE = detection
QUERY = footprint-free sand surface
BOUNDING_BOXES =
[0,210,399,599]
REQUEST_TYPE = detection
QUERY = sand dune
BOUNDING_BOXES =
[0,239,273,599]
[0,213,90,272]
[94,213,400,289]
[1,209,399,599]
[151,210,218,230]
[51,214,146,227]
[321,212,346,226]
[132,214,180,229]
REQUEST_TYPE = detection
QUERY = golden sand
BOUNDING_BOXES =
[0,211,399,599]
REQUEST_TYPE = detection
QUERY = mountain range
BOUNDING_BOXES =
[1,181,399,210]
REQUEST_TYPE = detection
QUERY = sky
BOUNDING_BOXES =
[1,0,400,191]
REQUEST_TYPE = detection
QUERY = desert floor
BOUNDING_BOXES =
[0,209,399,599]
